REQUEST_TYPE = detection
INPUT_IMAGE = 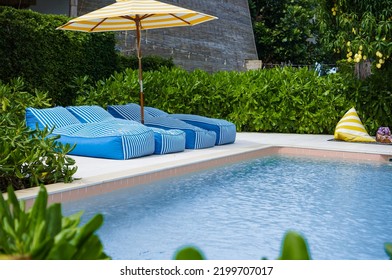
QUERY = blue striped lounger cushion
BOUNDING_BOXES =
[169,114,236,145]
[151,127,186,154]
[67,105,185,155]
[144,106,236,145]
[25,107,155,160]
[25,106,81,130]
[108,104,217,149]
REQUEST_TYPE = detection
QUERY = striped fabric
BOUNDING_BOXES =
[55,121,155,159]
[151,127,185,154]
[67,105,114,123]
[144,106,169,117]
[170,113,236,145]
[108,104,217,149]
[57,0,217,33]
[107,103,154,122]
[67,105,186,154]
[25,107,156,159]
[25,107,80,130]
[334,107,375,142]
[145,107,236,145]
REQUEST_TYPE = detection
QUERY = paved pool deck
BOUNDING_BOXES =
[14,133,392,207]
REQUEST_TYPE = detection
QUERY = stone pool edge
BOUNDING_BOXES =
[12,144,392,208]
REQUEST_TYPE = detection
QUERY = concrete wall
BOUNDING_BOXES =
[78,0,258,72]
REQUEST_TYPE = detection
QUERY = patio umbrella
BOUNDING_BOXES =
[57,0,217,123]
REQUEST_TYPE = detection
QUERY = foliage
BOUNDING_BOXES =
[0,7,182,106]
[250,0,327,65]
[174,231,311,260]
[316,0,391,71]
[227,67,350,133]
[346,62,392,131]
[0,186,109,260]
[75,66,358,134]
[174,246,205,260]
[278,231,311,260]
[385,243,392,260]
[117,54,175,72]
[0,78,78,191]
[0,6,118,105]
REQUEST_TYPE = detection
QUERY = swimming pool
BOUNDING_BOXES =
[62,155,392,260]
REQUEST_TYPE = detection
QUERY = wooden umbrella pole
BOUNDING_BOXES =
[135,17,144,124]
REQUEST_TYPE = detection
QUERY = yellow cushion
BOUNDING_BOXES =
[334,107,375,142]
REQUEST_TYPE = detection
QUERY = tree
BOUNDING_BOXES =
[317,0,391,79]
[249,0,325,65]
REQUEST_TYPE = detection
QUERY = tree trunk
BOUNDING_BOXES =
[355,60,372,80]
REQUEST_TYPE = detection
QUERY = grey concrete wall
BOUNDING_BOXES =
[78,0,258,72]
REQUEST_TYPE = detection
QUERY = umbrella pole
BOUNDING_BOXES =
[136,19,144,124]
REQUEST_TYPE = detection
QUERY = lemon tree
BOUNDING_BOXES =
[317,0,391,76]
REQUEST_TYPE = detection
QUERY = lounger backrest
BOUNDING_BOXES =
[144,106,169,117]
[67,105,115,123]
[25,107,80,130]
[107,103,154,122]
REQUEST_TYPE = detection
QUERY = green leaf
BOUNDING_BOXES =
[278,231,311,260]
[71,214,104,248]
[46,203,62,238]
[29,187,48,231]
[46,242,77,260]
[174,247,205,260]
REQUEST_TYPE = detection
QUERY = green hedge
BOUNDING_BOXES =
[0,7,176,106]
[0,6,117,105]
[117,54,175,72]
[75,66,391,135]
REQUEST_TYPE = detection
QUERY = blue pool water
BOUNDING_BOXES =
[62,155,392,260]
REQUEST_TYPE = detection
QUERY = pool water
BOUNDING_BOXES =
[62,155,392,260]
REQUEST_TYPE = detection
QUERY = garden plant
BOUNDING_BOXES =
[0,186,109,260]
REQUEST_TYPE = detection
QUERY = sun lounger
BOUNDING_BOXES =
[25,106,155,160]
[107,103,217,149]
[66,105,186,155]
[144,106,236,145]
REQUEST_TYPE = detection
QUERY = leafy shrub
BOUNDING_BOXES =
[227,67,352,133]
[0,186,109,260]
[75,66,357,134]
[351,64,392,133]
[78,65,391,135]
[0,123,77,192]
[117,54,175,72]
[0,79,77,191]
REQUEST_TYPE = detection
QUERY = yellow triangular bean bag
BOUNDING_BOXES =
[334,107,375,142]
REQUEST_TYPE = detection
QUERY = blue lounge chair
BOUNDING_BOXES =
[107,103,217,149]
[144,106,236,145]
[66,105,186,155]
[25,107,155,160]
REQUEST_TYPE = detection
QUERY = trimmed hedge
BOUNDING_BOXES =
[0,6,117,105]
[0,7,176,106]
[75,66,391,135]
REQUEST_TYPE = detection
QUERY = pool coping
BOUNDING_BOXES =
[10,133,392,208]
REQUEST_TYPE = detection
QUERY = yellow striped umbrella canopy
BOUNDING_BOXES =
[57,0,217,123]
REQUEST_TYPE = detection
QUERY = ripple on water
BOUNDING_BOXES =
[63,155,392,260]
